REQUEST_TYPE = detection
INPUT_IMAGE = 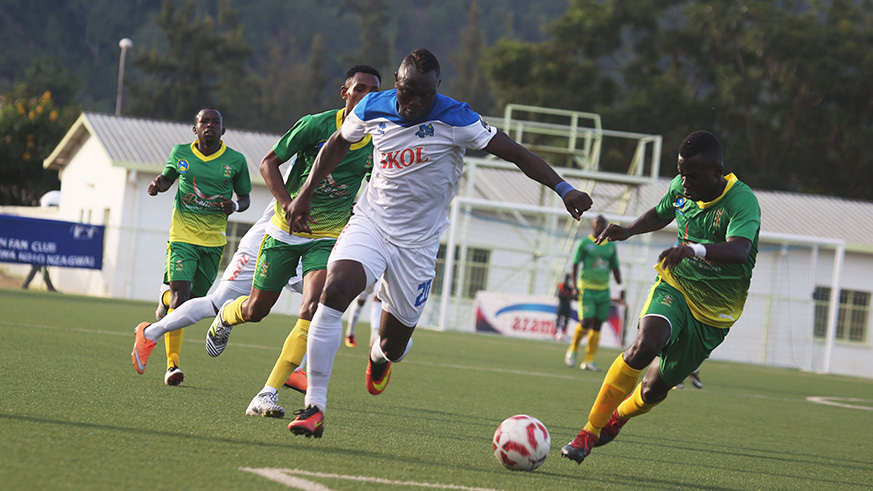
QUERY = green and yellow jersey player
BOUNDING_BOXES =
[565,215,623,371]
[147,108,251,386]
[203,65,382,420]
[560,130,760,464]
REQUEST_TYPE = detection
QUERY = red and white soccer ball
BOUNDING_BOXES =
[492,415,550,471]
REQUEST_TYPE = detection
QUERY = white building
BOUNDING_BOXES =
[4,111,869,379]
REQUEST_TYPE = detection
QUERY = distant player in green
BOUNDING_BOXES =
[560,130,760,464]
[203,65,382,419]
[146,108,252,386]
[565,215,623,371]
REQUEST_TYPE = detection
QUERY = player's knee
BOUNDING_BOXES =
[298,300,318,319]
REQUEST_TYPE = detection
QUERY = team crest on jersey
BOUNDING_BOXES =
[174,260,184,271]
[415,123,434,138]
[365,154,373,169]
[713,209,724,228]
[674,196,686,208]
[660,294,674,306]
[177,159,190,174]
[258,263,269,278]
[223,165,233,177]
[376,122,387,135]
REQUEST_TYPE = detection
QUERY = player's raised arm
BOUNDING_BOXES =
[596,207,673,244]
[484,130,593,219]
[286,129,354,234]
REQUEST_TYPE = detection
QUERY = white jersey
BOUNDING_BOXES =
[341,90,497,247]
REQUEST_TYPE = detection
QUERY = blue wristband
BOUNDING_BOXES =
[554,181,574,199]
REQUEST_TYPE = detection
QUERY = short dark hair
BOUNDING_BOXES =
[404,48,440,77]
[345,64,381,85]
[679,130,723,167]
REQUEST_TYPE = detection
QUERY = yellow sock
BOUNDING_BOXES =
[584,330,601,364]
[569,324,588,353]
[616,382,662,419]
[222,296,248,326]
[165,306,183,369]
[161,290,171,308]
[582,354,642,437]
[265,319,310,390]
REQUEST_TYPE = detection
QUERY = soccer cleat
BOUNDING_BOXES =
[561,429,598,464]
[245,391,285,418]
[206,311,233,357]
[288,405,324,438]
[365,358,392,395]
[564,350,577,368]
[594,411,629,448]
[345,335,357,348]
[164,365,184,386]
[673,383,685,390]
[132,322,156,374]
[580,362,601,372]
[690,370,703,389]
[283,370,308,394]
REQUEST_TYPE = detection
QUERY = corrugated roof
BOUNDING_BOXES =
[459,163,873,252]
[46,112,280,180]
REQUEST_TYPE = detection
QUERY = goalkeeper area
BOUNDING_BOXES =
[2,288,872,489]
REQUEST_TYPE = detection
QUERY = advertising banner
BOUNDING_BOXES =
[0,214,104,270]
[474,290,626,347]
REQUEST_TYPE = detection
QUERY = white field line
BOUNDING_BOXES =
[239,467,503,491]
[806,396,873,411]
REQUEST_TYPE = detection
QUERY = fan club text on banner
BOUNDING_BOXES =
[474,290,625,347]
[0,214,105,270]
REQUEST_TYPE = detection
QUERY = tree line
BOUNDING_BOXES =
[2,0,871,204]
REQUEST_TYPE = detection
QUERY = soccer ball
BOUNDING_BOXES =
[492,415,550,471]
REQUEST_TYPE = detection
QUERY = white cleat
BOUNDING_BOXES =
[246,392,285,418]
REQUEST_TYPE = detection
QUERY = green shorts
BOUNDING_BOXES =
[579,288,611,322]
[162,241,224,297]
[252,235,335,293]
[640,279,728,387]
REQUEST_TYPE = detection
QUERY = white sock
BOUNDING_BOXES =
[259,385,278,396]
[346,300,363,338]
[144,296,216,341]
[304,303,344,412]
[369,299,382,346]
[297,353,307,372]
[370,334,413,363]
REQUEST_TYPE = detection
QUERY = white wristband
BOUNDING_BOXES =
[232,201,239,212]
[688,243,706,258]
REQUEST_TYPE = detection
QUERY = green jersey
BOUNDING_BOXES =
[573,234,619,291]
[271,108,374,239]
[162,141,251,247]
[654,173,760,328]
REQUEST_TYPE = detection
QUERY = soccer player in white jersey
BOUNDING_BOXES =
[132,198,308,393]
[283,48,593,438]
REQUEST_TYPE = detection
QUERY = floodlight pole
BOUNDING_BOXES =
[116,38,133,116]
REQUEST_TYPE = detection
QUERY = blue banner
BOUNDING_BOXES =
[0,214,104,270]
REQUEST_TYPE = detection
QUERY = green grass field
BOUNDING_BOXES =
[1,288,872,490]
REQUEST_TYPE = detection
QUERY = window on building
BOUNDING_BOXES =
[813,286,870,342]
[433,244,491,299]
[220,221,253,270]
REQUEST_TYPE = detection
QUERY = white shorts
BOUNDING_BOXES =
[220,249,303,296]
[329,215,438,327]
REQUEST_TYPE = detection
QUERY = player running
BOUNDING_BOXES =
[283,48,593,438]
[200,65,382,419]
[560,130,760,464]
[146,108,251,386]
[131,197,308,394]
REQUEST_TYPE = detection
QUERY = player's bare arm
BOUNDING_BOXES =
[287,129,354,234]
[260,150,296,225]
[659,236,752,269]
[147,174,174,196]
[484,130,593,219]
[596,208,672,244]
